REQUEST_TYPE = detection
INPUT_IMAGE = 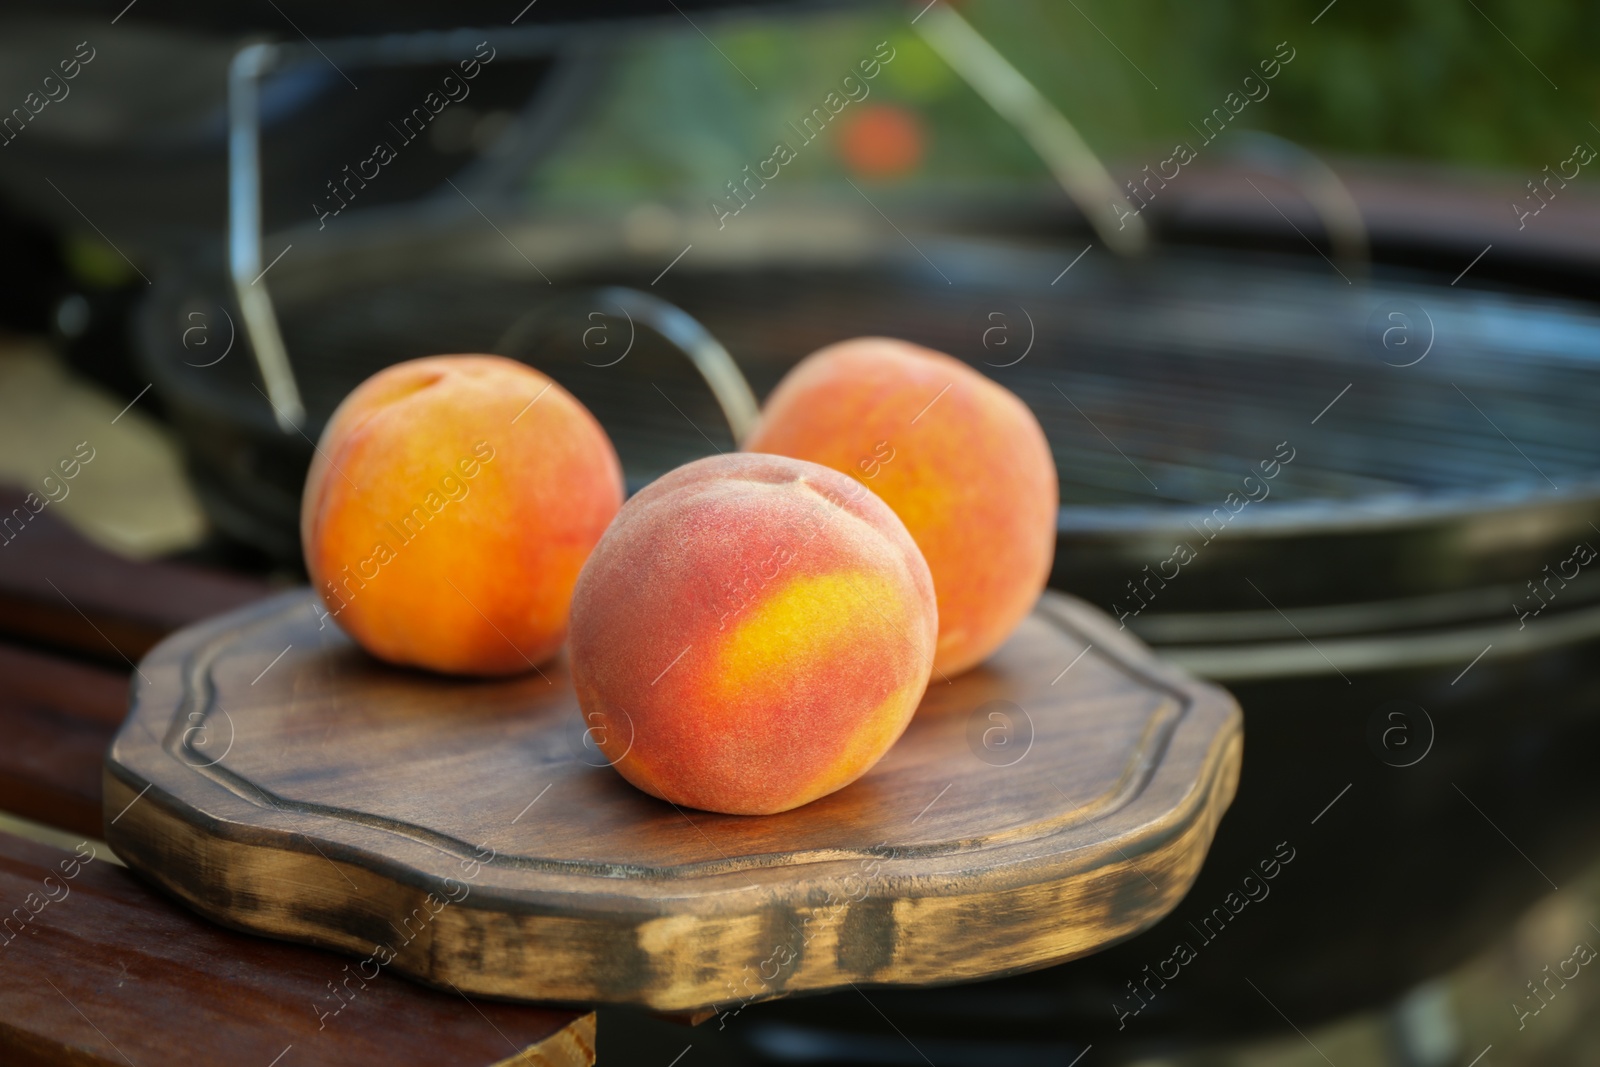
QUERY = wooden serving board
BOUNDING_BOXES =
[104,589,1241,1014]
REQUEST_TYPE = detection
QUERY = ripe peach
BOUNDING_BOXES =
[301,354,622,676]
[745,338,1057,676]
[567,453,937,815]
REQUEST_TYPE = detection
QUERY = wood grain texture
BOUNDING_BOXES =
[105,588,1241,1013]
[0,829,593,1067]
[0,485,270,666]
[0,643,126,837]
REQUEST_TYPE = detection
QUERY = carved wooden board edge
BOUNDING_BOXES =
[104,589,1242,1012]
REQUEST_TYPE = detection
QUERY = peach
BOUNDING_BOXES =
[745,338,1057,675]
[301,354,622,676]
[567,453,937,815]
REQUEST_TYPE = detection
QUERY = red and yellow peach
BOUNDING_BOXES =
[567,453,937,815]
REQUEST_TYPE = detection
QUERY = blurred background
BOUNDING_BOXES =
[2,1,1599,1064]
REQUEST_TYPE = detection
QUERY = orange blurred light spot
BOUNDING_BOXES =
[839,104,925,180]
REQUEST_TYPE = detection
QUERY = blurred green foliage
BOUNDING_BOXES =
[531,0,1597,210]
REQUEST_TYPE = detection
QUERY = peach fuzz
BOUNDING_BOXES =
[567,453,937,815]
[301,354,622,676]
[745,338,1057,676]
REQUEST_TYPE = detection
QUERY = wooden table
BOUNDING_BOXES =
[0,488,596,1066]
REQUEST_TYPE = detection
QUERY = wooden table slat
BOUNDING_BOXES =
[0,643,125,838]
[0,829,594,1066]
[0,486,272,666]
